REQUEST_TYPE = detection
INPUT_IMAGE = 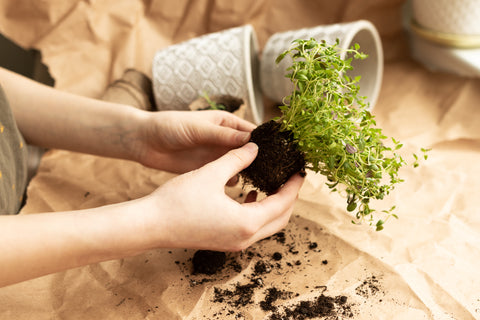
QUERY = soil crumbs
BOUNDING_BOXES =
[184,222,365,319]
[208,257,354,319]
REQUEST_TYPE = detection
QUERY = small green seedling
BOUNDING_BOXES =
[201,91,226,111]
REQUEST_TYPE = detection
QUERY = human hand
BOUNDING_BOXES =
[0,142,303,287]
[133,110,256,173]
[139,143,304,252]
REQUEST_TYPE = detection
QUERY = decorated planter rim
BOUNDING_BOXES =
[410,19,480,49]
[260,20,383,110]
[337,20,383,110]
[243,25,263,124]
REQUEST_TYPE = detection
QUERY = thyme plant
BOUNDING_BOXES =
[275,38,427,230]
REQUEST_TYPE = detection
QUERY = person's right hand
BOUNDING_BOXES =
[137,142,305,252]
[132,110,256,174]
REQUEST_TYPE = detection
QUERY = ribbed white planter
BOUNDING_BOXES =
[260,20,384,110]
[152,25,264,124]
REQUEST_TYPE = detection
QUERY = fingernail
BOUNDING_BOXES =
[244,142,258,153]
[238,132,251,144]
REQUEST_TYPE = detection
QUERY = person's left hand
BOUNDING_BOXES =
[133,110,256,173]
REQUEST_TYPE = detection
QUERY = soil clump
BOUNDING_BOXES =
[192,250,226,275]
[241,120,306,195]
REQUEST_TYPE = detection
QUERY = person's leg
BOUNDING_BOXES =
[101,69,155,111]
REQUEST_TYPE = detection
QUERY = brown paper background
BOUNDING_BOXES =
[1,0,480,319]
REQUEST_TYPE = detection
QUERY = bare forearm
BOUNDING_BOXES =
[0,199,153,287]
[0,67,146,160]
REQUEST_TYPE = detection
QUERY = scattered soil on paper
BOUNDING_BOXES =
[187,225,365,319]
[355,275,383,298]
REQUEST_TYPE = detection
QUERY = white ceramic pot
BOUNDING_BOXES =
[260,20,383,110]
[412,0,480,36]
[406,0,480,77]
[152,25,264,124]
[411,0,480,48]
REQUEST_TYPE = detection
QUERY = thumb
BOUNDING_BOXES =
[205,142,258,182]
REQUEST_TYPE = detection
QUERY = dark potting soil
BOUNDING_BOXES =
[192,250,226,275]
[199,98,305,194]
[241,120,306,195]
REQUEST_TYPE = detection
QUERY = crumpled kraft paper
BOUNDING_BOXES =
[0,0,480,319]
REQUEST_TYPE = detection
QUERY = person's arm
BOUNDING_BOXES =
[0,67,143,161]
[0,199,148,287]
[0,67,255,171]
[0,143,304,287]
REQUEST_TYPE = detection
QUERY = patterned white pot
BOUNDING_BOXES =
[406,0,480,77]
[261,20,383,110]
[411,0,480,48]
[152,25,263,124]
[413,0,480,35]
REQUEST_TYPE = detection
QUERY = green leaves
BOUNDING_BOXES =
[275,38,426,231]
[275,51,288,64]
[201,91,225,110]
[375,220,384,231]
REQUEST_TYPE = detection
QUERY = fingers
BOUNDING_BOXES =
[246,208,293,246]
[241,173,305,244]
[247,173,304,216]
[205,142,258,183]
[266,173,305,205]
[213,110,256,132]
[206,125,251,147]
[196,110,255,146]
